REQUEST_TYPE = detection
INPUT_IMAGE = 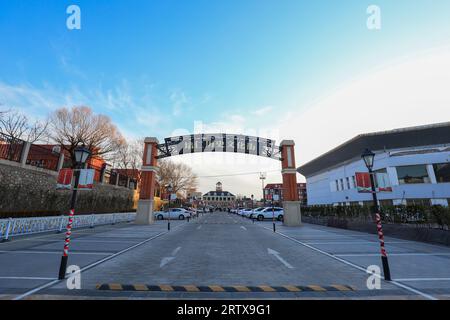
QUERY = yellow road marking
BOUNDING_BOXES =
[284,285,301,292]
[209,285,225,292]
[184,285,200,292]
[331,284,352,291]
[133,284,149,291]
[259,286,276,292]
[109,283,123,291]
[233,286,251,292]
[308,285,326,292]
[159,285,174,291]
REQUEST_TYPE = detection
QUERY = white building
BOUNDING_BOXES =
[297,122,450,207]
[202,182,236,208]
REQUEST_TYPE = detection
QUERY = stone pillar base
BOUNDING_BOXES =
[135,200,155,225]
[283,201,302,227]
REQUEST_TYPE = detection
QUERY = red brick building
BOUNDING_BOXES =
[264,183,307,205]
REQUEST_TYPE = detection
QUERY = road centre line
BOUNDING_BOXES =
[13,222,188,300]
[259,225,437,300]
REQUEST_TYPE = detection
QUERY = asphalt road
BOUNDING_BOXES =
[1,211,449,300]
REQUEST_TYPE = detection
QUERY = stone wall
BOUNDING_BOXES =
[0,160,136,218]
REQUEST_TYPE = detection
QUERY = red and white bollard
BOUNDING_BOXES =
[375,213,391,281]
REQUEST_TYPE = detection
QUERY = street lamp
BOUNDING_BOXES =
[251,194,254,210]
[361,148,391,281]
[166,184,173,231]
[58,145,91,280]
[260,172,266,205]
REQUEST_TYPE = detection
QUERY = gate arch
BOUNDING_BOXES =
[135,134,302,226]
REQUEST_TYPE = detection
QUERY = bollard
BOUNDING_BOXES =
[168,221,171,231]
[187,216,190,222]
[273,222,276,233]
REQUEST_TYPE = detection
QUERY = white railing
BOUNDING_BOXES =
[0,212,136,241]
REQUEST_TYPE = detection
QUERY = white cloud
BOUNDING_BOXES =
[276,45,450,172]
[251,106,273,116]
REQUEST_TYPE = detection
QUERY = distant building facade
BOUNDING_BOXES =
[263,183,307,205]
[297,123,450,207]
[202,182,236,208]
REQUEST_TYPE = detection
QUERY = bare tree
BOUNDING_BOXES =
[48,106,125,164]
[112,138,144,180]
[156,160,198,196]
[0,109,48,143]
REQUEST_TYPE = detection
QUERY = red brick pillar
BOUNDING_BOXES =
[280,140,302,226]
[136,137,159,225]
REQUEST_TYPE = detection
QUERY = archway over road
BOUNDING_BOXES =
[136,134,302,226]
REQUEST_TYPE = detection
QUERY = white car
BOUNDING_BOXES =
[242,209,254,218]
[249,207,265,219]
[238,208,250,216]
[253,207,284,221]
[154,208,192,220]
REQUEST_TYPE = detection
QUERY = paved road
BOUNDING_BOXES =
[1,211,449,299]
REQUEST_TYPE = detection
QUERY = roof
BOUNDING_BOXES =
[203,191,235,197]
[297,122,450,177]
[264,183,305,189]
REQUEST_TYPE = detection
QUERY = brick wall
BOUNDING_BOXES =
[0,160,136,218]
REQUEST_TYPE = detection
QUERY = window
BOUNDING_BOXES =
[434,163,450,183]
[335,180,339,191]
[352,176,356,189]
[397,165,431,184]
[346,177,351,190]
[340,179,344,190]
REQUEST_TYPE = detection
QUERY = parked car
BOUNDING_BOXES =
[254,207,284,221]
[249,207,265,219]
[154,208,192,220]
[243,209,255,218]
[237,208,248,215]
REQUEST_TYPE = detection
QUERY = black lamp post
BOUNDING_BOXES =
[362,148,392,281]
[166,184,173,231]
[58,145,91,280]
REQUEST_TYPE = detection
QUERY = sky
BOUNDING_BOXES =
[1,1,450,197]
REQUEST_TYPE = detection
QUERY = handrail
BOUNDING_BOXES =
[0,212,136,241]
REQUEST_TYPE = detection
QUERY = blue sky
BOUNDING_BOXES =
[1,1,450,194]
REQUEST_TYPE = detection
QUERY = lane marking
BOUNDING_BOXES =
[336,253,450,257]
[160,257,175,268]
[172,246,182,256]
[13,222,188,300]
[0,250,111,256]
[261,226,438,301]
[20,239,140,244]
[267,248,294,269]
[0,276,57,280]
[240,226,247,231]
[304,241,409,245]
[394,278,450,282]
[160,246,182,268]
